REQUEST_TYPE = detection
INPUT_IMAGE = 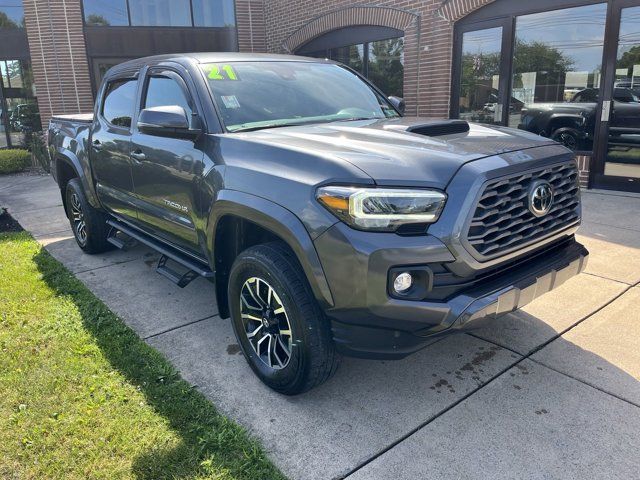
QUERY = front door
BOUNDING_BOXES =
[130,68,204,255]
[593,1,640,191]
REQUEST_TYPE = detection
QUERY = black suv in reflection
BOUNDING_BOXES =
[518,87,640,151]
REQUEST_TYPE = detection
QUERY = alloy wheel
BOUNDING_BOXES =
[239,277,293,370]
[557,132,577,150]
[70,192,87,245]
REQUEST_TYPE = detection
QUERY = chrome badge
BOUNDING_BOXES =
[528,181,554,217]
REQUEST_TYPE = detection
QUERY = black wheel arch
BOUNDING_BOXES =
[53,147,102,211]
[208,190,334,319]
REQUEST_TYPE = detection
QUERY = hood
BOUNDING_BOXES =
[524,102,595,112]
[235,117,558,189]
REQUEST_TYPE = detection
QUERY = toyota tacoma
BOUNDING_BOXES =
[48,53,588,394]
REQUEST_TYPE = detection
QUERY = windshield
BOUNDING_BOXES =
[200,61,400,132]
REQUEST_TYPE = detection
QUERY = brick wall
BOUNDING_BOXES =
[263,0,496,118]
[236,0,267,52]
[23,0,94,128]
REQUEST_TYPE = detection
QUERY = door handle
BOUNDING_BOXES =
[131,150,146,162]
[91,139,102,151]
[601,100,612,122]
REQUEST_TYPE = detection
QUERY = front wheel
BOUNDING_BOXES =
[551,128,580,151]
[228,242,339,395]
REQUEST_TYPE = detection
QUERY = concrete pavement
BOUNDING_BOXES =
[1,173,639,479]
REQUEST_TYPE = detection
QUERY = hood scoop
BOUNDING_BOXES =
[382,119,470,138]
[406,120,470,137]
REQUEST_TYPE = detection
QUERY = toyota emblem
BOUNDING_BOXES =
[529,181,554,217]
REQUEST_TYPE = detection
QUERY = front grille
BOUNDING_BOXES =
[466,162,580,258]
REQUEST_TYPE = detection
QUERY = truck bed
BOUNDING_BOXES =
[50,113,94,124]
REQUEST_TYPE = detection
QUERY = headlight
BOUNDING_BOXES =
[316,186,446,232]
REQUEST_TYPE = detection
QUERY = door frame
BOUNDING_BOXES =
[451,16,515,126]
[591,0,640,192]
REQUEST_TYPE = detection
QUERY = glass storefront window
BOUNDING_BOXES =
[83,0,129,26]
[0,59,41,147]
[330,44,365,74]
[0,2,24,29]
[509,3,608,138]
[129,0,191,26]
[303,38,404,97]
[368,37,404,98]
[604,5,640,179]
[83,0,236,27]
[459,27,503,124]
[192,0,236,27]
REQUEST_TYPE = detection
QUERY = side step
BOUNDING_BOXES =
[106,219,214,288]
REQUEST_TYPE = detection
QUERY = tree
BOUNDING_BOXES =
[618,45,640,71]
[86,14,110,26]
[367,38,404,97]
[0,11,19,29]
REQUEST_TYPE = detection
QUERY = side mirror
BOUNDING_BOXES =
[137,105,200,138]
[388,96,405,115]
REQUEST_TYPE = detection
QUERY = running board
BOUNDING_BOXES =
[106,219,214,288]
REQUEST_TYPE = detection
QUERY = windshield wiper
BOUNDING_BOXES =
[232,119,327,133]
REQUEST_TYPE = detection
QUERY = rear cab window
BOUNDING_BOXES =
[102,79,138,128]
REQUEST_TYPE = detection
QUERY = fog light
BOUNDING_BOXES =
[393,272,413,293]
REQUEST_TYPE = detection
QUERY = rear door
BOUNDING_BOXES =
[91,77,139,221]
[129,66,204,255]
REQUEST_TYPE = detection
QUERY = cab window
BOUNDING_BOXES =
[102,79,137,128]
[143,75,193,120]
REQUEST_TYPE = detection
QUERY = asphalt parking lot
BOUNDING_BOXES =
[1,173,639,480]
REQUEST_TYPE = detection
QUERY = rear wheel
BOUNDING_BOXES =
[65,179,113,254]
[228,242,339,395]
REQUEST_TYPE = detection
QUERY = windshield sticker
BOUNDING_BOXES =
[221,95,241,109]
[207,64,238,81]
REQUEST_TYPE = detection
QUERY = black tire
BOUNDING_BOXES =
[65,178,113,254]
[228,241,339,395]
[551,128,580,151]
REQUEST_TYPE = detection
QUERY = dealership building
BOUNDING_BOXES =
[0,0,639,192]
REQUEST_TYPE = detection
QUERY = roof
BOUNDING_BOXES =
[105,52,330,79]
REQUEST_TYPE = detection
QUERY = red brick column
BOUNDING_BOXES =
[22,0,94,128]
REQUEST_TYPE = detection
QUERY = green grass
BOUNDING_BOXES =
[0,231,285,480]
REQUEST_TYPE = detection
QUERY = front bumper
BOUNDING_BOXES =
[315,224,588,360]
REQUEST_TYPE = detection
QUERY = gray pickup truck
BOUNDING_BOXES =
[48,53,588,394]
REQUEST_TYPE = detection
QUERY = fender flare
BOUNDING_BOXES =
[53,146,101,209]
[207,190,334,310]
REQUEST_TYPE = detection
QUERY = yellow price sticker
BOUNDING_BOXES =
[208,64,238,81]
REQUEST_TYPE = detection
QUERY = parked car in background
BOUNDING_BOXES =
[518,87,640,151]
[49,53,588,394]
[9,103,41,133]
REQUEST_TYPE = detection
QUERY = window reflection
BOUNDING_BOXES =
[330,45,365,74]
[368,38,404,98]
[459,27,503,125]
[305,38,404,97]
[192,0,236,27]
[0,2,24,28]
[605,5,640,179]
[129,0,191,27]
[513,4,607,151]
[83,0,128,26]
[0,59,40,147]
[83,0,236,27]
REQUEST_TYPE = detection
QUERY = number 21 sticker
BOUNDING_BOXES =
[208,64,238,81]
